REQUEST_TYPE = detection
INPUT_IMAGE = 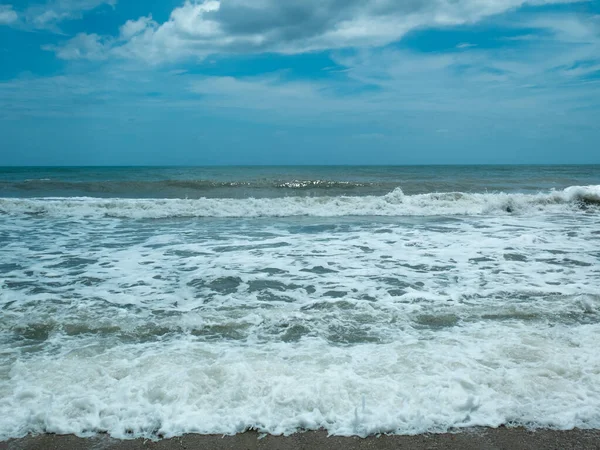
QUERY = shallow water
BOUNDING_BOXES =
[0,165,599,439]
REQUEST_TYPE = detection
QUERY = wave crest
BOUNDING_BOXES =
[1,186,598,219]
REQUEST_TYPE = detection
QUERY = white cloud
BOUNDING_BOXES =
[2,3,599,166]
[0,5,18,25]
[328,16,600,119]
[4,7,599,138]
[4,0,117,31]
[43,33,111,60]
[190,74,329,106]
[168,13,599,125]
[119,15,156,40]
[47,0,587,63]
[3,16,600,142]
[525,13,600,44]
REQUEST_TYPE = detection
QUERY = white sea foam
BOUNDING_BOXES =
[2,325,600,439]
[1,190,599,440]
[0,185,599,218]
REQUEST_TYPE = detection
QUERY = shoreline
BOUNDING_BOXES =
[3,428,600,450]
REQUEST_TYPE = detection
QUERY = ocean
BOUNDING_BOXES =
[0,165,599,439]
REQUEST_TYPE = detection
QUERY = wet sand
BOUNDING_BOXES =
[2,428,600,450]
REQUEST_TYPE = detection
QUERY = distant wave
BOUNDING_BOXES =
[0,179,382,196]
[1,186,598,218]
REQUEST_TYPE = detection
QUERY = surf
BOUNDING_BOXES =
[0,185,598,219]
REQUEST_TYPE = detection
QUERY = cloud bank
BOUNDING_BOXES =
[0,0,116,31]
[0,5,18,25]
[45,0,587,63]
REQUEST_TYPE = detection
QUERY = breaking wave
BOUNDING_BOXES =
[0,186,598,219]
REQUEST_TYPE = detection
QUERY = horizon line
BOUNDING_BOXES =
[2,163,600,168]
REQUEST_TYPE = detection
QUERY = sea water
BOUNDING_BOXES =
[0,165,599,439]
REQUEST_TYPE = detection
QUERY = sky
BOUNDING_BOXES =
[0,0,599,165]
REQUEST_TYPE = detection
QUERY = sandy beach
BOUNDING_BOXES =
[3,428,600,450]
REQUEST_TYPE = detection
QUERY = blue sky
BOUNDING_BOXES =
[0,0,599,165]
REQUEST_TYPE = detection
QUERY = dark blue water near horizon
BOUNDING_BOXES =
[1,165,598,198]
